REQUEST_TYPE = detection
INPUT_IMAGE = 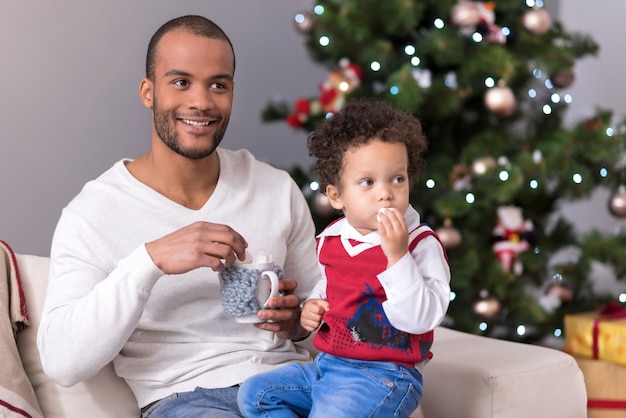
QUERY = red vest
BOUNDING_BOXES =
[314,224,438,367]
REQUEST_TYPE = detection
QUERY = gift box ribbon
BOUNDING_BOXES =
[592,301,626,359]
[588,399,626,410]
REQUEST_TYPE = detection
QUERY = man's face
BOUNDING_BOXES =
[145,30,235,159]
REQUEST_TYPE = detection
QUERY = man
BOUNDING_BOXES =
[37,15,318,417]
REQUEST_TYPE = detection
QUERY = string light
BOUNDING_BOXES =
[516,325,526,336]
[484,77,495,88]
[465,193,475,204]
[542,104,552,114]
[318,36,330,47]
[529,179,539,189]
[425,178,436,188]
[528,88,537,98]
[572,173,583,184]
[313,5,325,15]
[553,328,562,338]
[498,170,509,181]
[479,322,488,332]
[434,18,445,29]
[600,168,608,177]
[370,61,381,72]
[526,0,545,8]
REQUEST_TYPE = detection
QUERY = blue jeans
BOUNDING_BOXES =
[237,353,422,418]
[142,386,242,418]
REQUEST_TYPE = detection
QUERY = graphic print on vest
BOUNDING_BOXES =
[347,283,412,351]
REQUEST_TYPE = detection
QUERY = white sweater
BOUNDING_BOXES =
[37,148,321,408]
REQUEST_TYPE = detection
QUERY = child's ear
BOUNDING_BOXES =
[326,184,344,210]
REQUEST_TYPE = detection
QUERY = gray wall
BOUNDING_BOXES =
[1,0,625,257]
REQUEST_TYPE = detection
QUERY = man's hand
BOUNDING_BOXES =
[300,299,330,333]
[377,207,409,267]
[145,221,248,274]
[255,278,310,340]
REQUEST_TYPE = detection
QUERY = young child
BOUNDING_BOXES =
[238,99,451,418]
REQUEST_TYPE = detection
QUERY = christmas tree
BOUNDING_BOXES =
[263,0,626,343]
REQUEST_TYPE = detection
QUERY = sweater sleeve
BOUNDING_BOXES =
[37,213,163,387]
[377,235,450,334]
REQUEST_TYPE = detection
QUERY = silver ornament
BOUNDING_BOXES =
[608,186,626,218]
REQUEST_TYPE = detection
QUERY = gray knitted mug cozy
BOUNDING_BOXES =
[219,265,284,317]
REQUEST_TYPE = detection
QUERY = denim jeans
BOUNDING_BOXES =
[237,353,422,418]
[142,386,243,418]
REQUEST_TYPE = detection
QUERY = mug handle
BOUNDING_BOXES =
[258,270,280,308]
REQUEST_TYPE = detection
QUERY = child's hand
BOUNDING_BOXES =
[300,299,330,332]
[377,207,409,267]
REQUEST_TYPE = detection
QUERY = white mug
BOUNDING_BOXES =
[218,253,281,323]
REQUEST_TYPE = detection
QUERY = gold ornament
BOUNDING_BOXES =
[451,2,482,27]
[471,156,497,176]
[608,186,626,218]
[551,68,575,88]
[547,284,574,304]
[449,164,472,190]
[473,292,501,322]
[436,218,462,249]
[294,11,316,34]
[539,273,573,313]
[522,8,551,35]
[312,192,336,217]
[583,116,604,132]
[484,84,516,118]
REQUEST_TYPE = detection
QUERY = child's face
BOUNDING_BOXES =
[326,139,410,235]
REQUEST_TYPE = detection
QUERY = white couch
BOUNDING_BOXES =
[13,253,587,418]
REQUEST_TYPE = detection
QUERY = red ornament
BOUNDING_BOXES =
[284,59,363,128]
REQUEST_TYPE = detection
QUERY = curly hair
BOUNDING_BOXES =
[308,98,428,193]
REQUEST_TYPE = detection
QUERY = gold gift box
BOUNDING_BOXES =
[574,356,626,418]
[564,311,626,367]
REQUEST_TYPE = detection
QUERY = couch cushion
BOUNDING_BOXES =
[15,254,139,418]
[421,327,587,418]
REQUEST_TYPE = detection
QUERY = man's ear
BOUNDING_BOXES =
[325,184,344,210]
[139,78,154,109]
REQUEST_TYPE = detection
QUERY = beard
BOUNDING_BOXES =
[153,96,229,160]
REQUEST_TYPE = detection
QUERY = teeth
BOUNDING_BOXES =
[183,119,210,128]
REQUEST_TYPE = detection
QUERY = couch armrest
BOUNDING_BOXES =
[421,327,587,418]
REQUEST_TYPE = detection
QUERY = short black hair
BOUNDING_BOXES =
[145,15,235,80]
